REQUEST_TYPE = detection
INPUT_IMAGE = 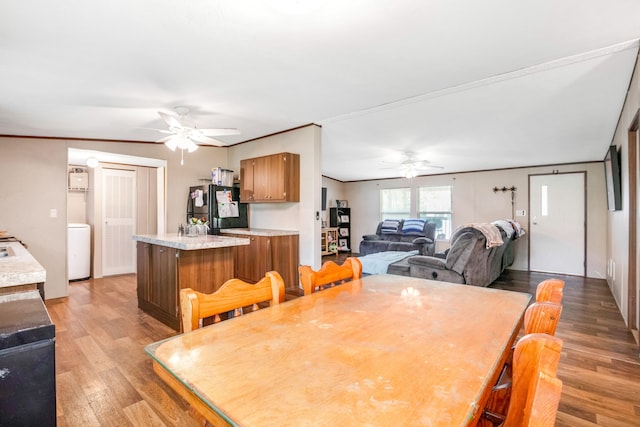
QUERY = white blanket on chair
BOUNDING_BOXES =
[359,250,419,275]
[456,223,503,248]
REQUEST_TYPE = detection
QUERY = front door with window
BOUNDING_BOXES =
[529,172,585,275]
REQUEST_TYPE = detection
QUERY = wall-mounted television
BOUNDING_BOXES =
[604,145,622,211]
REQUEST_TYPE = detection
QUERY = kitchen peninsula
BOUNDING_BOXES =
[132,233,250,330]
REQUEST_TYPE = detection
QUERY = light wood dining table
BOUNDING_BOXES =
[146,274,531,426]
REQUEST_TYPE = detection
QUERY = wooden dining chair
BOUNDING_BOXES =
[522,370,563,427]
[298,257,362,296]
[482,333,563,427]
[180,271,285,332]
[524,301,563,336]
[503,333,563,426]
[481,302,563,426]
[536,279,564,304]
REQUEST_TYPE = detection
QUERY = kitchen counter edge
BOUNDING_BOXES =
[221,228,299,237]
[0,242,47,288]
[132,234,250,250]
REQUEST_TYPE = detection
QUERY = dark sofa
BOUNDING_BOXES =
[359,219,436,256]
[403,221,521,287]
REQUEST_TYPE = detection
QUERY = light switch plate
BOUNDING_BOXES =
[50,209,57,218]
[515,209,526,217]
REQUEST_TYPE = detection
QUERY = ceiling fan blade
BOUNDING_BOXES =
[155,109,239,149]
[381,152,445,174]
[158,111,183,129]
[189,133,225,146]
[198,128,240,136]
[156,135,174,143]
[402,163,444,170]
[141,127,173,134]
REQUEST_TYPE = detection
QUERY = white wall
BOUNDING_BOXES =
[0,138,68,299]
[0,136,228,299]
[608,52,640,326]
[67,193,88,224]
[340,162,607,277]
[228,125,322,268]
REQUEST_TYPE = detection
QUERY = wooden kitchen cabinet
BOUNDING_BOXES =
[136,242,235,330]
[137,242,178,329]
[225,233,299,290]
[232,234,269,283]
[240,152,300,202]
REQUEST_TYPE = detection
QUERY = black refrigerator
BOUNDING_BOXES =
[0,291,56,426]
[187,184,249,234]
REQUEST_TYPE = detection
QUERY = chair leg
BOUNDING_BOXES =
[188,405,211,426]
[481,362,512,426]
[481,409,506,426]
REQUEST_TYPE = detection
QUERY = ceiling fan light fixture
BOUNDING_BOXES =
[164,137,178,151]
[385,151,443,177]
[404,167,418,179]
[176,137,189,150]
[154,108,239,165]
[186,140,199,153]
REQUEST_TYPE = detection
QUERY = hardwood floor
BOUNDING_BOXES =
[492,270,640,427]
[46,269,640,426]
[47,275,198,427]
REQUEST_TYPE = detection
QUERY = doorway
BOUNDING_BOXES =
[66,148,167,281]
[529,172,586,276]
[102,168,137,276]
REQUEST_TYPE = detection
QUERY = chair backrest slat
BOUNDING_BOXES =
[524,302,562,336]
[299,257,362,296]
[524,370,563,427]
[535,279,564,304]
[180,271,285,332]
[504,333,563,427]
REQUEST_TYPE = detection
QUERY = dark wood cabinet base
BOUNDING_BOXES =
[226,233,299,290]
[136,243,236,331]
[138,299,180,330]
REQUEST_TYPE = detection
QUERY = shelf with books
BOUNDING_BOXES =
[330,207,351,252]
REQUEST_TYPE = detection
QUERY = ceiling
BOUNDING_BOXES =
[2,1,640,182]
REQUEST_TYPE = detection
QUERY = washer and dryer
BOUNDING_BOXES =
[67,223,91,281]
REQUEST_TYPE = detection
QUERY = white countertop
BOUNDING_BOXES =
[221,228,299,237]
[0,242,46,288]
[132,233,250,250]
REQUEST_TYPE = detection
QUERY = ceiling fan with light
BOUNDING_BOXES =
[153,106,240,164]
[382,152,444,178]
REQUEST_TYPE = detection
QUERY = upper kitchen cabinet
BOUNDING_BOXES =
[240,152,300,203]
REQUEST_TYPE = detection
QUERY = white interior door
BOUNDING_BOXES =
[102,168,136,276]
[529,173,585,275]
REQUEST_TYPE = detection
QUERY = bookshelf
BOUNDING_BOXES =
[329,207,351,252]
